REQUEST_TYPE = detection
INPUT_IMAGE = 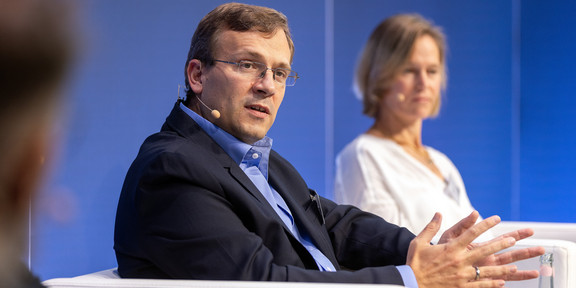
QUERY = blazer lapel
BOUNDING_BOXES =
[225,161,300,237]
[268,153,339,267]
[163,102,289,225]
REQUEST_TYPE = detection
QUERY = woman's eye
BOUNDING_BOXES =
[403,68,416,75]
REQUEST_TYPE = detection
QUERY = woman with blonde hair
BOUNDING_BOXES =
[334,14,485,240]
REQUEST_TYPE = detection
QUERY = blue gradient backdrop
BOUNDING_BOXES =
[30,0,576,280]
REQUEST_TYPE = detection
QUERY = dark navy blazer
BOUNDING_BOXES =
[114,103,415,284]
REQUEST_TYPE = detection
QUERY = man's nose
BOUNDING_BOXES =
[254,69,277,96]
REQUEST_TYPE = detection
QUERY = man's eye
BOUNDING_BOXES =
[239,61,260,71]
[275,70,288,79]
[239,62,257,70]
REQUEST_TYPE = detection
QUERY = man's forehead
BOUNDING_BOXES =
[213,29,291,64]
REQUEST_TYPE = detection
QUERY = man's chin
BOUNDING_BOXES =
[234,130,267,144]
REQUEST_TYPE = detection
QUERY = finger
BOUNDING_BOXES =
[499,228,534,241]
[502,269,540,281]
[467,228,536,256]
[491,246,545,265]
[468,237,517,261]
[455,211,480,233]
[438,211,479,244]
[466,279,505,288]
[472,265,517,281]
[453,215,502,249]
[486,228,534,245]
[414,212,442,244]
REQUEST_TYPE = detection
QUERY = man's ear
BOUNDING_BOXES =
[186,59,204,95]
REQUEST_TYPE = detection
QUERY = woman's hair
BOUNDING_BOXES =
[355,13,447,118]
[183,2,294,102]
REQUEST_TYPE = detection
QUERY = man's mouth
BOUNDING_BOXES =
[247,105,269,114]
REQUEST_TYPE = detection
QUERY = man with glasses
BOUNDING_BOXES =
[114,3,543,287]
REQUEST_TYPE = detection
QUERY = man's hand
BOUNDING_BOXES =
[437,211,480,245]
[468,228,545,281]
[438,211,546,281]
[406,212,543,288]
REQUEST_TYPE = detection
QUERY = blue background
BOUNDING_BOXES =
[30,0,576,280]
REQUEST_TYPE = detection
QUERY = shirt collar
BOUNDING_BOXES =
[179,102,273,175]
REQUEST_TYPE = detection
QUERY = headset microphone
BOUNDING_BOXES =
[195,95,221,119]
[397,93,405,102]
[177,84,221,119]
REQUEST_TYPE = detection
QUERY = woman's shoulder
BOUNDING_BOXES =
[352,133,399,148]
[340,134,397,155]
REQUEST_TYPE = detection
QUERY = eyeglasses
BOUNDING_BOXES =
[212,59,299,87]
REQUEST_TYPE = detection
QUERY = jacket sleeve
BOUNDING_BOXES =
[321,196,415,269]
[116,146,412,285]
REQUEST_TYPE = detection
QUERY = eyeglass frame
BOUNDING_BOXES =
[211,59,299,87]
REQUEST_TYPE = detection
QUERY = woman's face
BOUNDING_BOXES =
[379,34,442,123]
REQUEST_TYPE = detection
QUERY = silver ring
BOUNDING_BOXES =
[474,266,480,281]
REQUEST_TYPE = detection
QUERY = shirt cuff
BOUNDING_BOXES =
[396,265,418,288]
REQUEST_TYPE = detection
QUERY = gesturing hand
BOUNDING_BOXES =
[466,228,544,281]
[406,212,542,288]
[438,211,545,281]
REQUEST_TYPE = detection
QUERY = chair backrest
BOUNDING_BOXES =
[493,221,576,243]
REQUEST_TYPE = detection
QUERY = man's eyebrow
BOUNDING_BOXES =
[232,50,263,61]
[235,51,291,69]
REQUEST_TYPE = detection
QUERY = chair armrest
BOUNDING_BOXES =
[43,269,406,288]
[501,238,576,288]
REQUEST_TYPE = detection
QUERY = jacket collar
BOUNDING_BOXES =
[163,102,278,214]
[163,102,338,268]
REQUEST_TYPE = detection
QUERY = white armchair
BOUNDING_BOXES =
[43,221,576,288]
[491,221,576,288]
[42,269,406,288]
